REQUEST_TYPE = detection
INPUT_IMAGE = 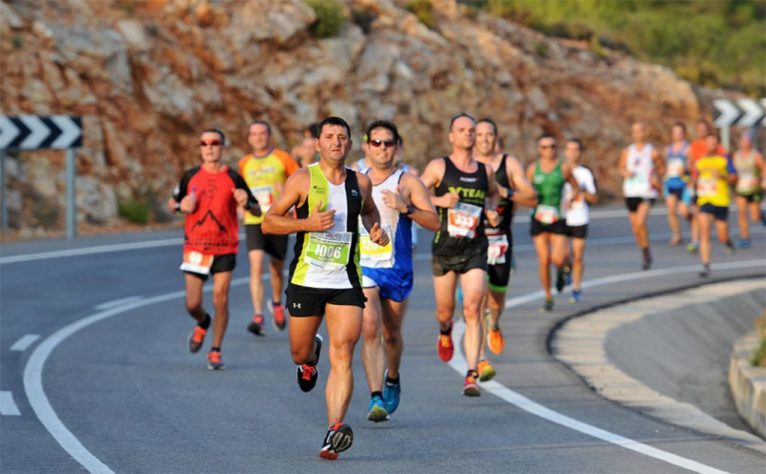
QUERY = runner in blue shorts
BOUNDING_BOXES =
[663,122,692,246]
[358,120,439,421]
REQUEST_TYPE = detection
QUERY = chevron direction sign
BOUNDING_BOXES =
[713,98,766,128]
[0,115,83,150]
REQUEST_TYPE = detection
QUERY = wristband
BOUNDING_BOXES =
[403,205,416,216]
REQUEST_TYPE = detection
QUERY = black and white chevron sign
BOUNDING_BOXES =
[713,98,766,128]
[0,115,83,150]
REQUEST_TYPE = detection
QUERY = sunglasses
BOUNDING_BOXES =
[539,144,557,150]
[369,139,396,149]
[199,140,222,147]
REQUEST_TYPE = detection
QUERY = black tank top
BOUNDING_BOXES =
[485,154,515,236]
[432,156,488,256]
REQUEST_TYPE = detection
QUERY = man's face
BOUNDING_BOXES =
[631,123,645,142]
[199,131,224,163]
[740,133,752,150]
[475,122,496,156]
[705,135,719,153]
[565,141,581,162]
[367,127,397,169]
[248,123,270,153]
[538,137,557,158]
[671,125,685,142]
[695,122,709,139]
[448,116,476,151]
[316,124,352,164]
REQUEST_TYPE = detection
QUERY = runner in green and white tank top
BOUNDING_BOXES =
[732,131,765,249]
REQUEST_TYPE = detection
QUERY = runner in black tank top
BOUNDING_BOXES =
[420,112,500,397]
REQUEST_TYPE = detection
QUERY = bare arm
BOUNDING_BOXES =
[381,174,440,232]
[484,165,500,226]
[358,173,389,246]
[619,149,631,178]
[562,163,581,200]
[421,158,458,208]
[651,148,664,190]
[507,156,537,208]
[262,169,334,234]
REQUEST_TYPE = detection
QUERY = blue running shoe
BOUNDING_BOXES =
[738,238,751,249]
[569,289,582,304]
[383,371,401,415]
[367,394,389,422]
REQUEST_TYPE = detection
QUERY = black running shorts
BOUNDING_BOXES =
[530,218,566,236]
[246,224,288,260]
[625,197,655,213]
[699,203,729,221]
[565,224,588,239]
[431,246,488,277]
[184,253,236,281]
[285,284,366,317]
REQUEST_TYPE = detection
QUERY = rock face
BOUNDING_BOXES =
[1,0,705,234]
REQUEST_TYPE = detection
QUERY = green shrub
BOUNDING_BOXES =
[118,198,149,224]
[752,311,766,367]
[306,0,346,38]
[406,0,436,29]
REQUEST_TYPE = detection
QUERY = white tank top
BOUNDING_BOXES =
[623,143,657,198]
[360,169,402,268]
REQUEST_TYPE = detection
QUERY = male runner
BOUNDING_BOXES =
[562,138,598,303]
[619,122,664,270]
[420,112,500,397]
[687,120,724,253]
[238,121,299,335]
[526,134,580,312]
[473,118,536,381]
[262,116,388,459]
[693,133,737,277]
[663,122,692,246]
[168,129,261,370]
[733,130,765,248]
[358,120,439,421]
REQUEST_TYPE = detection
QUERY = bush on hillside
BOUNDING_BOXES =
[306,0,346,39]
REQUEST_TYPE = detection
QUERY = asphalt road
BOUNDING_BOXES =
[1,205,765,473]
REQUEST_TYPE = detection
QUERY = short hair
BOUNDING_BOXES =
[449,112,476,131]
[537,133,556,143]
[567,138,584,151]
[250,120,271,136]
[671,121,686,134]
[317,116,351,137]
[308,122,320,139]
[365,120,400,144]
[202,128,226,144]
[477,118,498,135]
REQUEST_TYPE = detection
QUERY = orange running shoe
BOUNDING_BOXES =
[187,326,207,353]
[269,300,286,331]
[463,370,480,397]
[319,422,353,460]
[437,320,454,362]
[207,351,224,370]
[477,359,496,382]
[487,324,505,355]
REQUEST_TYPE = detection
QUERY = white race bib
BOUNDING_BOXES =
[534,204,560,225]
[666,159,685,178]
[697,177,718,198]
[250,185,274,212]
[180,251,214,275]
[359,224,394,267]
[487,234,509,265]
[447,202,483,238]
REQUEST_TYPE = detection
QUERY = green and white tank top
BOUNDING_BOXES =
[289,164,363,289]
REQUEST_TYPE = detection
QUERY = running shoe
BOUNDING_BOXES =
[207,351,224,370]
[188,325,207,353]
[699,264,711,278]
[738,238,751,249]
[725,241,736,255]
[641,249,652,271]
[247,314,265,336]
[319,422,353,460]
[383,371,401,415]
[297,335,323,392]
[269,300,286,331]
[437,320,454,362]
[477,359,496,382]
[555,268,566,293]
[686,241,699,254]
[539,298,554,313]
[463,371,480,397]
[487,322,504,355]
[569,289,582,304]
[367,394,389,422]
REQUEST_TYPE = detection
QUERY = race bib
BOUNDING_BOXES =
[447,202,483,238]
[359,224,394,267]
[666,159,685,178]
[534,204,560,225]
[737,174,758,193]
[697,177,718,198]
[304,231,352,270]
[624,174,649,196]
[180,251,214,275]
[250,185,273,212]
[487,234,509,265]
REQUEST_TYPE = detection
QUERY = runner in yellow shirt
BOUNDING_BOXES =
[238,120,300,334]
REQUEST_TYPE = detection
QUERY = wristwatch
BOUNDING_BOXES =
[403,205,416,216]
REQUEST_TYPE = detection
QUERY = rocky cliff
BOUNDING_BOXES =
[0,0,703,236]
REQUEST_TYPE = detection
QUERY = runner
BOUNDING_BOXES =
[693,133,737,277]
[562,138,598,303]
[686,119,724,254]
[733,130,765,248]
[238,121,300,335]
[619,122,664,270]
[357,120,439,422]
[420,112,500,397]
[290,122,320,167]
[526,133,580,312]
[261,116,388,459]
[663,122,692,246]
[474,118,536,381]
[168,128,261,370]
[350,134,372,173]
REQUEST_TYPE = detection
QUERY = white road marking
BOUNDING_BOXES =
[447,260,766,474]
[0,391,21,416]
[94,296,143,311]
[10,334,40,351]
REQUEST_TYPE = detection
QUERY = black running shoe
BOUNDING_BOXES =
[297,335,323,392]
[555,268,565,293]
[319,422,353,460]
[247,314,265,337]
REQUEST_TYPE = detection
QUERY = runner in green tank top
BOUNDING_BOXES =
[263,116,389,460]
[733,130,765,248]
[526,134,579,312]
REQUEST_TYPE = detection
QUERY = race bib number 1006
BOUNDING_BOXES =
[305,231,352,270]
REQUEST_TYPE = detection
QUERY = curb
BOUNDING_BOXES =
[729,329,766,438]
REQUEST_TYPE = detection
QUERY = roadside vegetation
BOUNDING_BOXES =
[752,310,766,368]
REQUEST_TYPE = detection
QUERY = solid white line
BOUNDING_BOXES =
[10,334,40,351]
[448,260,766,474]
[94,297,143,311]
[0,391,21,416]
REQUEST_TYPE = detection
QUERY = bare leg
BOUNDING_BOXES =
[269,257,285,303]
[210,271,232,348]
[699,212,712,266]
[533,233,552,299]
[184,273,206,322]
[433,272,458,328]
[248,250,265,315]
[361,287,385,393]
[289,315,323,364]
[666,194,681,242]
[737,196,749,241]
[460,268,487,372]
[381,298,409,379]
[571,238,586,289]
[324,304,363,425]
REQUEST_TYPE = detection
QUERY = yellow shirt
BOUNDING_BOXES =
[238,149,299,224]
[695,154,734,207]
